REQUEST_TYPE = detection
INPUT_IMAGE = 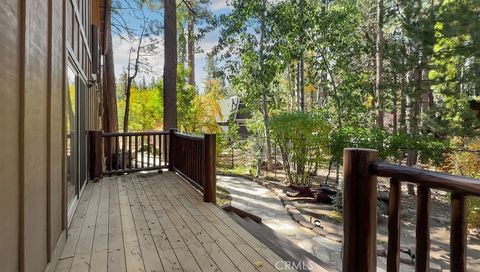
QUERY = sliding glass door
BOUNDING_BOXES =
[66,67,78,220]
[66,65,88,223]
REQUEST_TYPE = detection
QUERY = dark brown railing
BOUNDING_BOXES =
[169,129,216,203]
[100,131,169,175]
[88,130,216,203]
[342,148,480,272]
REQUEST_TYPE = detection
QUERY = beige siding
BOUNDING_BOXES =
[23,0,49,270]
[50,0,66,256]
[0,1,20,271]
[0,0,100,271]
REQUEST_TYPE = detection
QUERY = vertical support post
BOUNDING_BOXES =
[168,128,176,171]
[450,193,466,272]
[416,185,431,272]
[387,178,401,272]
[88,131,103,180]
[342,148,378,272]
[204,134,216,204]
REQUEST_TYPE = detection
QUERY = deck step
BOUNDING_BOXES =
[224,207,336,272]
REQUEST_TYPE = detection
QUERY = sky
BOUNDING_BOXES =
[112,0,231,92]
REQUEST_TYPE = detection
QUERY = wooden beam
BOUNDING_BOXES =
[203,134,216,204]
[342,148,378,272]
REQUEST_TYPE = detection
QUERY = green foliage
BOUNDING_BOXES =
[329,127,449,166]
[270,112,330,185]
[329,127,387,163]
[117,81,163,131]
[442,138,480,231]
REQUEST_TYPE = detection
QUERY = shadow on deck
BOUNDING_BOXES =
[56,171,320,272]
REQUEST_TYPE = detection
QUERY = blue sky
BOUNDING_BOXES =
[112,0,231,91]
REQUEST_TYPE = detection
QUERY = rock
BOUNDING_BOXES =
[429,261,443,272]
[400,252,414,265]
[377,244,386,256]
[292,213,304,222]
[298,220,315,229]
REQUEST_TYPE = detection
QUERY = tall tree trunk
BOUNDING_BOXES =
[188,14,195,87]
[287,64,295,112]
[259,0,272,170]
[392,74,398,134]
[103,0,118,133]
[163,0,178,130]
[123,80,132,133]
[375,0,384,128]
[399,76,407,134]
[406,66,422,195]
[299,0,305,112]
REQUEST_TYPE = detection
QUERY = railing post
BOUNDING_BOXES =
[88,130,103,180]
[204,134,216,204]
[168,128,176,171]
[450,193,466,272]
[343,148,378,272]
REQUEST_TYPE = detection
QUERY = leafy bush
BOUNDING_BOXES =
[329,127,449,166]
[442,138,480,232]
[329,127,387,164]
[270,112,331,185]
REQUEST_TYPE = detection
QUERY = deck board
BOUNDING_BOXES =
[56,171,297,272]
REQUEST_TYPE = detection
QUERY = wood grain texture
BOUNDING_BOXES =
[450,193,466,272]
[56,172,305,272]
[415,185,430,272]
[0,0,21,270]
[342,148,378,272]
[387,178,401,272]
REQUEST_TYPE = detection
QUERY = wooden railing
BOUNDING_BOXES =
[88,130,216,203]
[342,148,480,272]
[100,131,169,175]
[170,129,216,204]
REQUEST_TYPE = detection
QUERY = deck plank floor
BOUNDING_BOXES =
[56,172,293,272]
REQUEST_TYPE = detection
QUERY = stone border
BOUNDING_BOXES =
[217,171,343,242]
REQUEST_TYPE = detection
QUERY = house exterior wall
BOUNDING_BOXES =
[0,0,101,271]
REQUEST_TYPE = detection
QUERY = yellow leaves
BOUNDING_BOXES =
[364,95,374,109]
[304,83,316,93]
[185,91,223,134]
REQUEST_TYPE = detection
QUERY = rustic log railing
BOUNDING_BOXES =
[89,130,216,203]
[342,148,480,272]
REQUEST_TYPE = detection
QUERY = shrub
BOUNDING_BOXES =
[270,112,331,185]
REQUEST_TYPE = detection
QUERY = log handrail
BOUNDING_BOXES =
[371,161,480,196]
[343,148,473,272]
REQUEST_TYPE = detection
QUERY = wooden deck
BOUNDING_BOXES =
[56,171,293,272]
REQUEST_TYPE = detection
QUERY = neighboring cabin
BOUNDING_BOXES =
[217,96,251,137]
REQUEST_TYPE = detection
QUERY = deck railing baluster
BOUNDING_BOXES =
[128,136,131,169]
[147,135,150,167]
[387,178,401,272]
[107,136,112,171]
[451,193,467,272]
[415,185,431,272]
[115,135,120,170]
[141,135,144,168]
